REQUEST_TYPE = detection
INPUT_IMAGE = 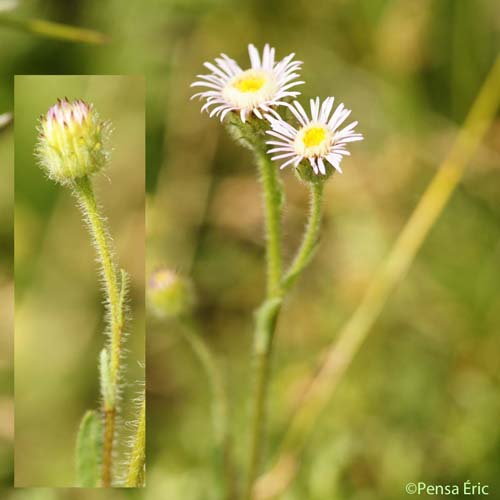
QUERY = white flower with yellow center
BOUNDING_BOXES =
[266,97,363,175]
[191,44,304,122]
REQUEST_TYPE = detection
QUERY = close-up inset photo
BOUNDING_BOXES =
[14,75,145,488]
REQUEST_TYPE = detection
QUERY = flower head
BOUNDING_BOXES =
[266,97,363,176]
[191,44,304,123]
[35,98,110,185]
[147,268,195,319]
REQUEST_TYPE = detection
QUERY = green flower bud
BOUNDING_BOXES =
[147,269,195,319]
[35,98,111,185]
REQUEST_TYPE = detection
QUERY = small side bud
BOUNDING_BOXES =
[99,348,114,410]
[147,268,195,319]
[35,98,111,185]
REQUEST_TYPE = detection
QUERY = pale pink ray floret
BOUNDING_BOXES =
[265,97,363,175]
[191,43,304,123]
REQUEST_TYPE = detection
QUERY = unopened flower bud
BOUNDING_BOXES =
[147,268,195,319]
[35,98,110,185]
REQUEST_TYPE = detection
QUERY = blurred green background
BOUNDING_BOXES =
[14,75,145,486]
[0,0,499,498]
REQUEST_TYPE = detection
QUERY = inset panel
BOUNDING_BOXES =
[15,75,145,487]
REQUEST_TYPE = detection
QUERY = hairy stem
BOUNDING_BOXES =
[282,182,324,291]
[257,151,283,298]
[244,150,284,500]
[102,408,115,487]
[126,396,146,487]
[73,175,123,486]
[245,298,282,500]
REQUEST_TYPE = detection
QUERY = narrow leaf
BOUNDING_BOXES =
[76,410,103,487]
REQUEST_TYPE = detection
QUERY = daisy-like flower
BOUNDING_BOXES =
[191,43,304,122]
[266,97,363,176]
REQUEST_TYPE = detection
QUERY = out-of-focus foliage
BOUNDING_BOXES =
[0,0,499,497]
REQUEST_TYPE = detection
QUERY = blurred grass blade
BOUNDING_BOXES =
[0,15,108,44]
[76,410,104,487]
[256,53,500,499]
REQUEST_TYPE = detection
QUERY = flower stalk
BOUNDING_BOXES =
[256,150,284,298]
[283,181,324,291]
[244,145,284,500]
[73,175,125,486]
[245,159,325,500]
[180,318,234,499]
[35,98,133,487]
[147,269,233,497]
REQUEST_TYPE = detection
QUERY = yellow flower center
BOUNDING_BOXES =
[302,126,327,148]
[294,124,331,157]
[232,74,266,93]
[222,69,277,111]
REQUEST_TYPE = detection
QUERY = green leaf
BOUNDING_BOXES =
[76,410,103,487]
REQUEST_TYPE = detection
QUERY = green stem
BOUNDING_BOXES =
[180,318,233,499]
[126,396,146,487]
[181,319,228,452]
[282,182,324,291]
[245,298,282,500]
[244,150,284,500]
[73,175,123,486]
[256,151,283,298]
